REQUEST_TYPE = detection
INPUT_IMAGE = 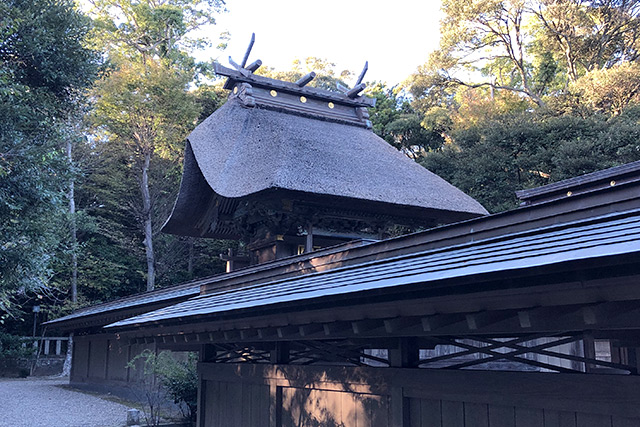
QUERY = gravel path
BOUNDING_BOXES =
[0,377,133,427]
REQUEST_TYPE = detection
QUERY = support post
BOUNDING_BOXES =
[583,332,596,373]
[226,248,234,273]
[270,342,290,364]
[197,344,216,427]
[305,223,313,253]
[389,337,419,368]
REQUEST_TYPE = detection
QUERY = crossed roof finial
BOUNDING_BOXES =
[225,34,368,97]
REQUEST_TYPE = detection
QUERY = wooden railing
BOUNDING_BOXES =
[22,336,70,357]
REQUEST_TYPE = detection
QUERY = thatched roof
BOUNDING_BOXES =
[163,65,487,237]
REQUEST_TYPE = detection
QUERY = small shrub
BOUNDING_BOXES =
[127,350,198,426]
[0,332,34,376]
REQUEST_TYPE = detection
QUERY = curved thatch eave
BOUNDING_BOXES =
[163,99,487,237]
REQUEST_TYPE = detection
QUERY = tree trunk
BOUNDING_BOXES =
[66,140,78,303]
[64,140,78,378]
[187,238,194,278]
[141,151,155,291]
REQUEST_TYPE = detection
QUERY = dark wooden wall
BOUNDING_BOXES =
[70,334,157,389]
[198,363,640,427]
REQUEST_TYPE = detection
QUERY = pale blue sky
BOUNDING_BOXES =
[201,0,443,86]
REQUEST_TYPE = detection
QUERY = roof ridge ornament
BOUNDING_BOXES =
[217,34,375,128]
[337,61,368,99]
[228,33,262,76]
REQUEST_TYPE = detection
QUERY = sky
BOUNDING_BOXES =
[200,0,444,86]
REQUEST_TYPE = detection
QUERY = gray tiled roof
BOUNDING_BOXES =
[108,208,640,329]
[44,280,202,326]
[45,239,376,327]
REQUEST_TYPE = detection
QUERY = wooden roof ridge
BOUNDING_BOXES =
[214,34,375,128]
[214,63,375,129]
[215,63,375,108]
[516,160,640,206]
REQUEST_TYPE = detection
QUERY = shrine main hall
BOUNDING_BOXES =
[48,54,640,427]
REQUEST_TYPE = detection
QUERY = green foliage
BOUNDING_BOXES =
[367,83,443,159]
[422,110,640,212]
[128,350,198,424]
[89,0,225,63]
[0,332,34,376]
[0,0,98,314]
[86,0,225,292]
[398,0,640,214]
[157,352,198,422]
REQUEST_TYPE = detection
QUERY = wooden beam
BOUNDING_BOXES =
[465,310,516,331]
[518,310,532,328]
[421,314,462,332]
[383,317,420,334]
[351,320,380,335]
[295,72,316,87]
[276,326,299,339]
[298,324,323,337]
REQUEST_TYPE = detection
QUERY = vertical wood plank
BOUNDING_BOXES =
[391,387,405,427]
[241,383,251,427]
[441,401,464,427]
[362,393,386,427]
[354,392,367,427]
[281,387,294,427]
[196,378,206,427]
[488,405,515,427]
[409,398,421,427]
[557,412,577,427]
[86,340,92,378]
[543,410,560,427]
[421,399,442,427]
[544,410,577,427]
[465,402,489,427]
[204,381,218,427]
[249,384,259,427]
[612,415,639,427]
[269,384,278,427]
[370,395,390,427]
[515,408,544,427]
[576,413,612,427]
[343,390,357,427]
[229,382,243,427]
[218,382,228,427]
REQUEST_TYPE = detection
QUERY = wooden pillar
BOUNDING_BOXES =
[226,248,234,273]
[389,338,417,427]
[197,344,216,427]
[305,223,313,253]
[583,332,596,373]
[391,386,410,427]
[270,342,290,364]
[389,338,419,368]
[270,384,283,427]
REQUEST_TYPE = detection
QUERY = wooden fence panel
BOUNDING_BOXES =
[488,405,515,427]
[198,364,640,427]
[465,402,489,427]
[441,400,464,427]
